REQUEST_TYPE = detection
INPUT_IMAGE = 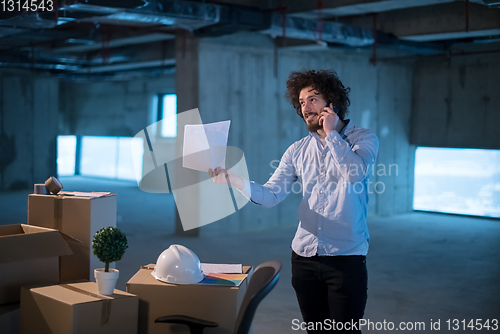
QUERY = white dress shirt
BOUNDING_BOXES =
[240,120,379,257]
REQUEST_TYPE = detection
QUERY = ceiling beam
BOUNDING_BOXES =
[338,2,500,41]
[283,0,486,18]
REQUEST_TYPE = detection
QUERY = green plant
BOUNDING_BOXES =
[92,227,128,272]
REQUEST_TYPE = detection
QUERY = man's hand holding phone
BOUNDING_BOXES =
[319,102,340,136]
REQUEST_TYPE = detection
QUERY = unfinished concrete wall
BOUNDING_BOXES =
[375,64,415,216]
[411,54,500,149]
[59,75,175,137]
[195,32,415,235]
[0,70,58,191]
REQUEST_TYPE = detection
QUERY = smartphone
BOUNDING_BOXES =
[327,101,340,114]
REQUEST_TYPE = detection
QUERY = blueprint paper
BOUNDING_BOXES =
[183,120,230,172]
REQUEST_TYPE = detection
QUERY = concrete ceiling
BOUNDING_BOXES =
[0,0,498,79]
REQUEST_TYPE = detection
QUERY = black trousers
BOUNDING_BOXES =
[291,251,367,333]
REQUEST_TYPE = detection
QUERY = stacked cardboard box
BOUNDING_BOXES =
[5,190,253,334]
[0,224,72,306]
[27,193,117,282]
[127,264,253,334]
[20,282,138,334]
[0,224,72,334]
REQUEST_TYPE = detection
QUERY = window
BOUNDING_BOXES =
[80,136,118,178]
[161,94,177,137]
[56,135,144,181]
[413,147,500,218]
[152,93,177,138]
[57,135,77,176]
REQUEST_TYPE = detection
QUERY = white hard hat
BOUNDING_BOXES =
[152,244,205,284]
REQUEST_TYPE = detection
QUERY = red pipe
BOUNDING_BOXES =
[316,0,324,42]
[466,0,470,32]
[282,6,287,47]
[53,0,59,24]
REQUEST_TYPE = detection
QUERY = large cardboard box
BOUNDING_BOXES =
[27,194,117,282]
[20,282,138,334]
[0,224,72,305]
[126,264,253,334]
[0,302,20,334]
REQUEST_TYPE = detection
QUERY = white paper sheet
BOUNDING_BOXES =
[183,120,231,172]
[58,191,111,198]
[200,263,243,274]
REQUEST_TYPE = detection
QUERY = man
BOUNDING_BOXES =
[209,69,379,333]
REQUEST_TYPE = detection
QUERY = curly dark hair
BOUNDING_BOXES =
[285,69,351,121]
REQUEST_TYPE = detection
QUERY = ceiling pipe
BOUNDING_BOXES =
[481,0,500,7]
[55,0,221,31]
[259,12,445,54]
[52,33,175,52]
[73,58,175,73]
[371,48,500,62]
[259,12,373,47]
[0,0,450,75]
[466,0,470,32]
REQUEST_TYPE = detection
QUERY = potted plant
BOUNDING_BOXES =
[92,226,128,295]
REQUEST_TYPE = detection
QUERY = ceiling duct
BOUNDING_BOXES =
[482,0,500,7]
[0,13,57,29]
[55,0,221,30]
[128,0,220,30]
[0,0,146,28]
[192,9,374,47]
[0,1,450,74]
[51,0,147,18]
[78,0,147,8]
[193,5,271,37]
[259,12,444,54]
[260,12,373,47]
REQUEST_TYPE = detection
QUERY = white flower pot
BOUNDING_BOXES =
[94,268,119,295]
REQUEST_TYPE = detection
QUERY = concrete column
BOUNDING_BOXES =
[0,71,58,191]
[174,31,200,236]
[33,77,58,183]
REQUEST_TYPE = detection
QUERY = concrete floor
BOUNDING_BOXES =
[2,176,499,333]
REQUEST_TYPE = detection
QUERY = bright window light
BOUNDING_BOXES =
[117,137,141,181]
[150,95,158,137]
[57,135,77,176]
[161,94,177,138]
[80,136,118,178]
[79,136,143,181]
[131,136,145,183]
[413,147,500,218]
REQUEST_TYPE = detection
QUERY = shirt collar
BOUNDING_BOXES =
[340,119,352,136]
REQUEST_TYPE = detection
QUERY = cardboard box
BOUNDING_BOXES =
[27,194,117,282]
[20,282,138,334]
[0,224,72,305]
[126,264,253,334]
[0,302,20,334]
